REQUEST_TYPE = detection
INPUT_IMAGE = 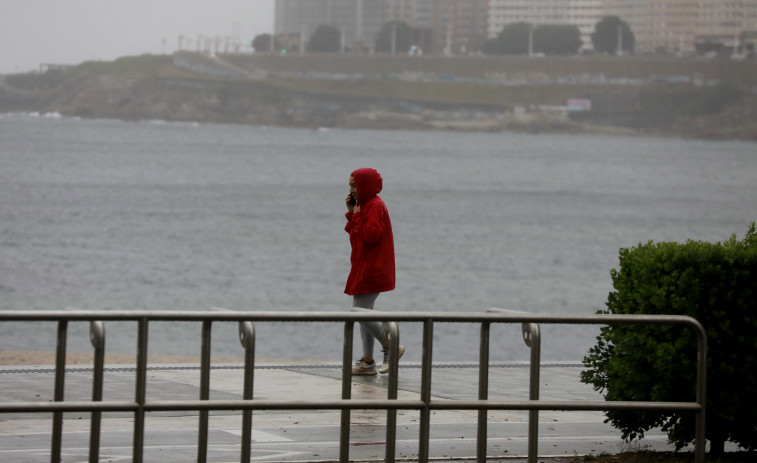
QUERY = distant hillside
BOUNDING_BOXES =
[1,52,756,140]
[223,52,757,86]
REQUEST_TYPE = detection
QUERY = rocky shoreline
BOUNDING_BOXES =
[2,54,756,140]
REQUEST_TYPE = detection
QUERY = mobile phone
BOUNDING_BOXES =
[348,194,357,206]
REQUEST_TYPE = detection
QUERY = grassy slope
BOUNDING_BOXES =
[3,53,756,138]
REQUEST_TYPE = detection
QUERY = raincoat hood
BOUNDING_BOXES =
[352,168,382,204]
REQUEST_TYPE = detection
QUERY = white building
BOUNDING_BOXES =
[487,0,603,51]
[603,0,757,54]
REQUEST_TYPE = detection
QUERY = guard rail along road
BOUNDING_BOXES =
[0,310,707,463]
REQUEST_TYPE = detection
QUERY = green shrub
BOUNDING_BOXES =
[581,224,757,454]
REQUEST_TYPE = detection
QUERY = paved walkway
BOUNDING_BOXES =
[0,361,683,462]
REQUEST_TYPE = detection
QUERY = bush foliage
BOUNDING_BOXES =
[375,20,418,54]
[307,25,342,53]
[581,224,757,454]
[592,16,635,54]
[483,22,582,56]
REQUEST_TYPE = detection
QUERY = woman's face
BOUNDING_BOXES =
[349,175,358,201]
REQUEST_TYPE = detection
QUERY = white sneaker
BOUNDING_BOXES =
[379,345,405,374]
[351,358,377,376]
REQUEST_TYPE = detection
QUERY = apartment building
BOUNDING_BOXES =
[487,0,603,51]
[274,0,383,52]
[275,0,489,55]
[273,0,756,55]
[428,0,489,54]
[697,0,757,51]
[382,0,433,29]
[603,0,757,54]
[382,0,489,54]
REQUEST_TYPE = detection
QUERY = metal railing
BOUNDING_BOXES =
[485,308,541,462]
[0,310,707,463]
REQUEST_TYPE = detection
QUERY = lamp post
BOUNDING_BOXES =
[391,23,397,54]
[528,24,533,56]
[617,23,623,56]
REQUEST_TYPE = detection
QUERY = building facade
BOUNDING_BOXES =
[274,0,383,52]
[382,0,433,29]
[429,0,490,55]
[275,0,489,55]
[603,0,757,54]
[382,0,491,54]
[487,0,603,51]
[273,0,757,55]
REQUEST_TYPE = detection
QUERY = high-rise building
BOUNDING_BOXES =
[696,0,757,52]
[273,0,757,55]
[382,0,433,29]
[274,0,383,52]
[383,0,490,55]
[274,0,489,55]
[603,0,757,54]
[380,0,433,52]
[430,0,490,55]
[487,0,603,51]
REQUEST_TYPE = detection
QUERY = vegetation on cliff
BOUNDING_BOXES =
[1,53,756,140]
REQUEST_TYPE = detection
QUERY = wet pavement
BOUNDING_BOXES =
[0,361,686,462]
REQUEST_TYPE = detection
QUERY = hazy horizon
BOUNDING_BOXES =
[0,0,274,74]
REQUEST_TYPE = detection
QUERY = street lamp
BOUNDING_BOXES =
[391,23,397,54]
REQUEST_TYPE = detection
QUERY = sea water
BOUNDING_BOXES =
[1,113,755,362]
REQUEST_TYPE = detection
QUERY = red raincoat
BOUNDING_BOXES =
[344,168,395,296]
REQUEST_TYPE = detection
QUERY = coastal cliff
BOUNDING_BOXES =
[1,53,756,140]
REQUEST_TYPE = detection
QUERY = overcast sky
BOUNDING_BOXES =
[0,0,274,74]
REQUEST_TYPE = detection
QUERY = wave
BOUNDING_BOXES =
[143,119,201,128]
[0,112,203,128]
[0,111,73,120]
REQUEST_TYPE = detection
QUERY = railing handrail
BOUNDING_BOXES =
[0,309,706,326]
[0,399,704,413]
[0,310,707,463]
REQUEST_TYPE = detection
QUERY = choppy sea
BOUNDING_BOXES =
[1,113,755,362]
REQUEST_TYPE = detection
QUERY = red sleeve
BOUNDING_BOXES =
[344,211,354,233]
[350,203,385,244]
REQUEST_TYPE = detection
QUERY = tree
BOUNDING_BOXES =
[375,21,416,54]
[306,25,342,53]
[481,37,503,55]
[482,22,532,55]
[592,16,634,54]
[695,40,724,55]
[252,34,279,53]
[533,25,582,55]
[581,224,757,455]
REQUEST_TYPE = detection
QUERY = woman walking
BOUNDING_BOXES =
[344,168,404,375]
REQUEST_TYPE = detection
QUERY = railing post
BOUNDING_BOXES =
[524,322,541,463]
[340,320,354,463]
[488,308,541,463]
[418,318,434,463]
[51,320,68,463]
[133,317,149,463]
[477,322,490,463]
[89,321,105,463]
[197,320,212,463]
[385,321,400,463]
[239,321,255,463]
[693,319,707,463]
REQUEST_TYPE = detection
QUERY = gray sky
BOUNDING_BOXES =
[0,0,274,74]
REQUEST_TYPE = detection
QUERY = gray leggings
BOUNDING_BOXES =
[353,292,387,357]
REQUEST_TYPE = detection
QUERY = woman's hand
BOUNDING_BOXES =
[345,194,355,213]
